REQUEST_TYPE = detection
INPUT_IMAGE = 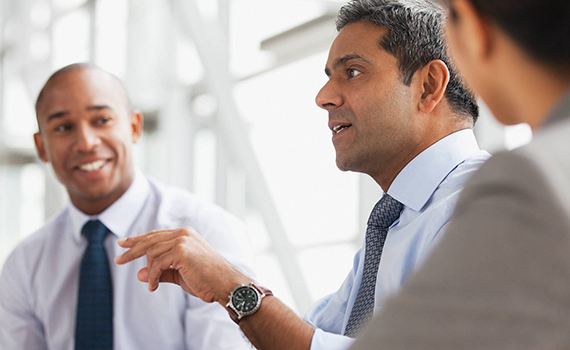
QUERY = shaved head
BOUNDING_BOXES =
[35,63,132,125]
[33,62,143,215]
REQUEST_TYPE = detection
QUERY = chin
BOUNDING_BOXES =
[80,190,115,203]
[335,158,355,172]
[71,181,119,200]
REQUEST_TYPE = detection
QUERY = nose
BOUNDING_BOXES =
[74,124,101,152]
[315,80,343,110]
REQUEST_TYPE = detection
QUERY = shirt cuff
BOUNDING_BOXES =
[310,328,355,350]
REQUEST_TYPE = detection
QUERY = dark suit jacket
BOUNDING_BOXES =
[350,91,570,349]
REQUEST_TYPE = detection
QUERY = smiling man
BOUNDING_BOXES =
[0,63,255,350]
[113,1,490,350]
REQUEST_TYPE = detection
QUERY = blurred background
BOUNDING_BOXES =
[0,0,532,315]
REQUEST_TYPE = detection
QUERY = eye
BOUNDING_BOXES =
[95,117,111,125]
[347,68,361,78]
[54,124,71,132]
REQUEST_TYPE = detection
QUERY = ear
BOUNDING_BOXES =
[130,110,143,143]
[418,59,449,114]
[451,0,494,60]
[33,132,49,163]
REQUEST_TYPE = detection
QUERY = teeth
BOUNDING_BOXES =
[79,160,106,172]
[333,125,347,134]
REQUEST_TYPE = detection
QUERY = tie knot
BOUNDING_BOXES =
[368,194,404,229]
[82,220,109,244]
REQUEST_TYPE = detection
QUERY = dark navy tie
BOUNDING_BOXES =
[75,219,113,350]
[344,194,403,337]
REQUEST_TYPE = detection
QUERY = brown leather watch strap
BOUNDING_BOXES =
[253,284,273,298]
[227,305,240,324]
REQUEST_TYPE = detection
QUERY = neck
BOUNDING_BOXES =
[72,196,120,216]
[480,33,570,131]
[70,173,135,216]
[371,118,472,192]
[502,67,569,131]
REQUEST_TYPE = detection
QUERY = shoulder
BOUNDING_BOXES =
[457,150,540,203]
[1,208,70,277]
[463,116,570,202]
[508,115,570,176]
[518,117,570,200]
[421,149,490,219]
[148,178,244,232]
[438,150,491,192]
[146,178,255,275]
[453,140,569,233]
[9,208,69,256]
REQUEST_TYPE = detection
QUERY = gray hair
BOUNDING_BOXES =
[336,0,479,123]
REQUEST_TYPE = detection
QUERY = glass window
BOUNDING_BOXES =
[52,8,90,69]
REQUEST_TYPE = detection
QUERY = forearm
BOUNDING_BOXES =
[236,296,315,350]
[116,227,316,349]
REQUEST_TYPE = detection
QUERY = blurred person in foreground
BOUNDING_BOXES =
[0,63,255,350]
[349,0,570,349]
[115,1,490,349]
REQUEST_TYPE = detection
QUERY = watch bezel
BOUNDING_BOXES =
[227,283,263,319]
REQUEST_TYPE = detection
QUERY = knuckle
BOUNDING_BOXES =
[149,258,163,276]
[181,226,196,237]
[147,243,160,257]
[174,236,187,245]
[173,243,188,255]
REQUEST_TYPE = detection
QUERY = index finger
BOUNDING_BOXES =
[114,229,176,265]
[114,228,188,265]
[117,229,173,248]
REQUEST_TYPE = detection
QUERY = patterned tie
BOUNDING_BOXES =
[344,194,403,337]
[75,220,113,350]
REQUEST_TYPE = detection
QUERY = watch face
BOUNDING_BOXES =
[232,286,260,313]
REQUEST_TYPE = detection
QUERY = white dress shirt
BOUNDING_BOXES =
[304,129,491,350]
[0,171,255,350]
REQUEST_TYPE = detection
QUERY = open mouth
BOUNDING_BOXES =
[78,159,109,172]
[332,124,351,134]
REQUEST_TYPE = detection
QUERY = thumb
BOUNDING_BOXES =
[137,267,149,282]
[137,267,180,285]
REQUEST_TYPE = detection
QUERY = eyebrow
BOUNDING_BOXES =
[324,53,371,76]
[46,111,69,123]
[45,105,112,123]
[86,105,111,111]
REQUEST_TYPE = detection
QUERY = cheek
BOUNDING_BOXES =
[45,142,69,167]
[445,22,460,52]
[108,132,133,161]
[447,29,473,80]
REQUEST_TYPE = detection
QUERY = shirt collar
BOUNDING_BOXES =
[387,129,481,212]
[68,169,150,242]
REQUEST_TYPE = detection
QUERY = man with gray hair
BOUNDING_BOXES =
[115,1,489,349]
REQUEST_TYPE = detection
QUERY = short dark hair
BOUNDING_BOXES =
[336,0,479,123]
[444,0,570,69]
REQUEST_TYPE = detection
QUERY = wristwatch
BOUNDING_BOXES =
[226,282,273,324]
